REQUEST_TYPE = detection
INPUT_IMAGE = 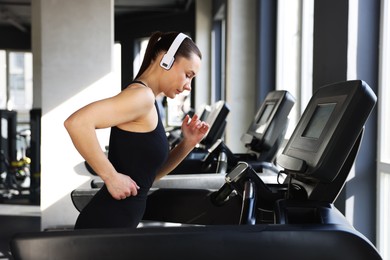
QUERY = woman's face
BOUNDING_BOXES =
[161,53,201,99]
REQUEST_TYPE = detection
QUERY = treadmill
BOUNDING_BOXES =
[11,80,382,260]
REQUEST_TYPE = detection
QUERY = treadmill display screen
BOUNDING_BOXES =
[302,103,336,139]
[255,102,275,134]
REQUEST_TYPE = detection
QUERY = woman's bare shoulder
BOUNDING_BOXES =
[119,83,155,109]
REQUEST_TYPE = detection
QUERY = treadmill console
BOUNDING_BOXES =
[201,100,230,147]
[241,90,295,152]
[276,80,376,182]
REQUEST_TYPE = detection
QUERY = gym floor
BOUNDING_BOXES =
[0,202,40,260]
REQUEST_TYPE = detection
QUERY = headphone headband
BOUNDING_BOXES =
[160,33,190,70]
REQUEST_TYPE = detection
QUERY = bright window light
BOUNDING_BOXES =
[276,0,313,137]
[377,0,390,258]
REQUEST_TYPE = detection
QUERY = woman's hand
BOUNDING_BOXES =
[105,172,140,200]
[181,114,210,147]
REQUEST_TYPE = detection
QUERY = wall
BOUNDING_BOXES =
[32,0,119,229]
[195,0,212,109]
[225,0,257,153]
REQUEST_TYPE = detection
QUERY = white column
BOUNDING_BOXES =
[225,0,257,152]
[32,0,118,229]
[195,0,212,110]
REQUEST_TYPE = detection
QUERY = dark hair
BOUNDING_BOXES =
[134,31,202,79]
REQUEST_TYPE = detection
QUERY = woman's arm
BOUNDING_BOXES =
[64,86,155,199]
[155,114,209,180]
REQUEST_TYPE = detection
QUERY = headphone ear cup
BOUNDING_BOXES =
[160,54,174,70]
[159,33,190,70]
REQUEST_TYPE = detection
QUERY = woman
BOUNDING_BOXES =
[64,31,209,229]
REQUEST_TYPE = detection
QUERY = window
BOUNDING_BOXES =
[133,37,148,77]
[211,3,226,103]
[0,51,33,111]
[377,0,390,258]
[276,0,314,137]
[0,50,6,108]
[0,50,33,161]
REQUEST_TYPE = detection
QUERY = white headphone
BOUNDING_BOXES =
[160,33,190,70]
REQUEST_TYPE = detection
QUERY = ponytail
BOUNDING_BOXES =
[134,31,164,79]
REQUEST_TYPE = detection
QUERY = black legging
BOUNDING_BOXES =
[74,185,147,229]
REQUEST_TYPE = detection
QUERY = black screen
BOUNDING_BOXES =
[302,103,336,139]
[255,102,275,134]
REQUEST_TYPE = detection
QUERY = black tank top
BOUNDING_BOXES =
[107,82,169,195]
[74,81,170,229]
